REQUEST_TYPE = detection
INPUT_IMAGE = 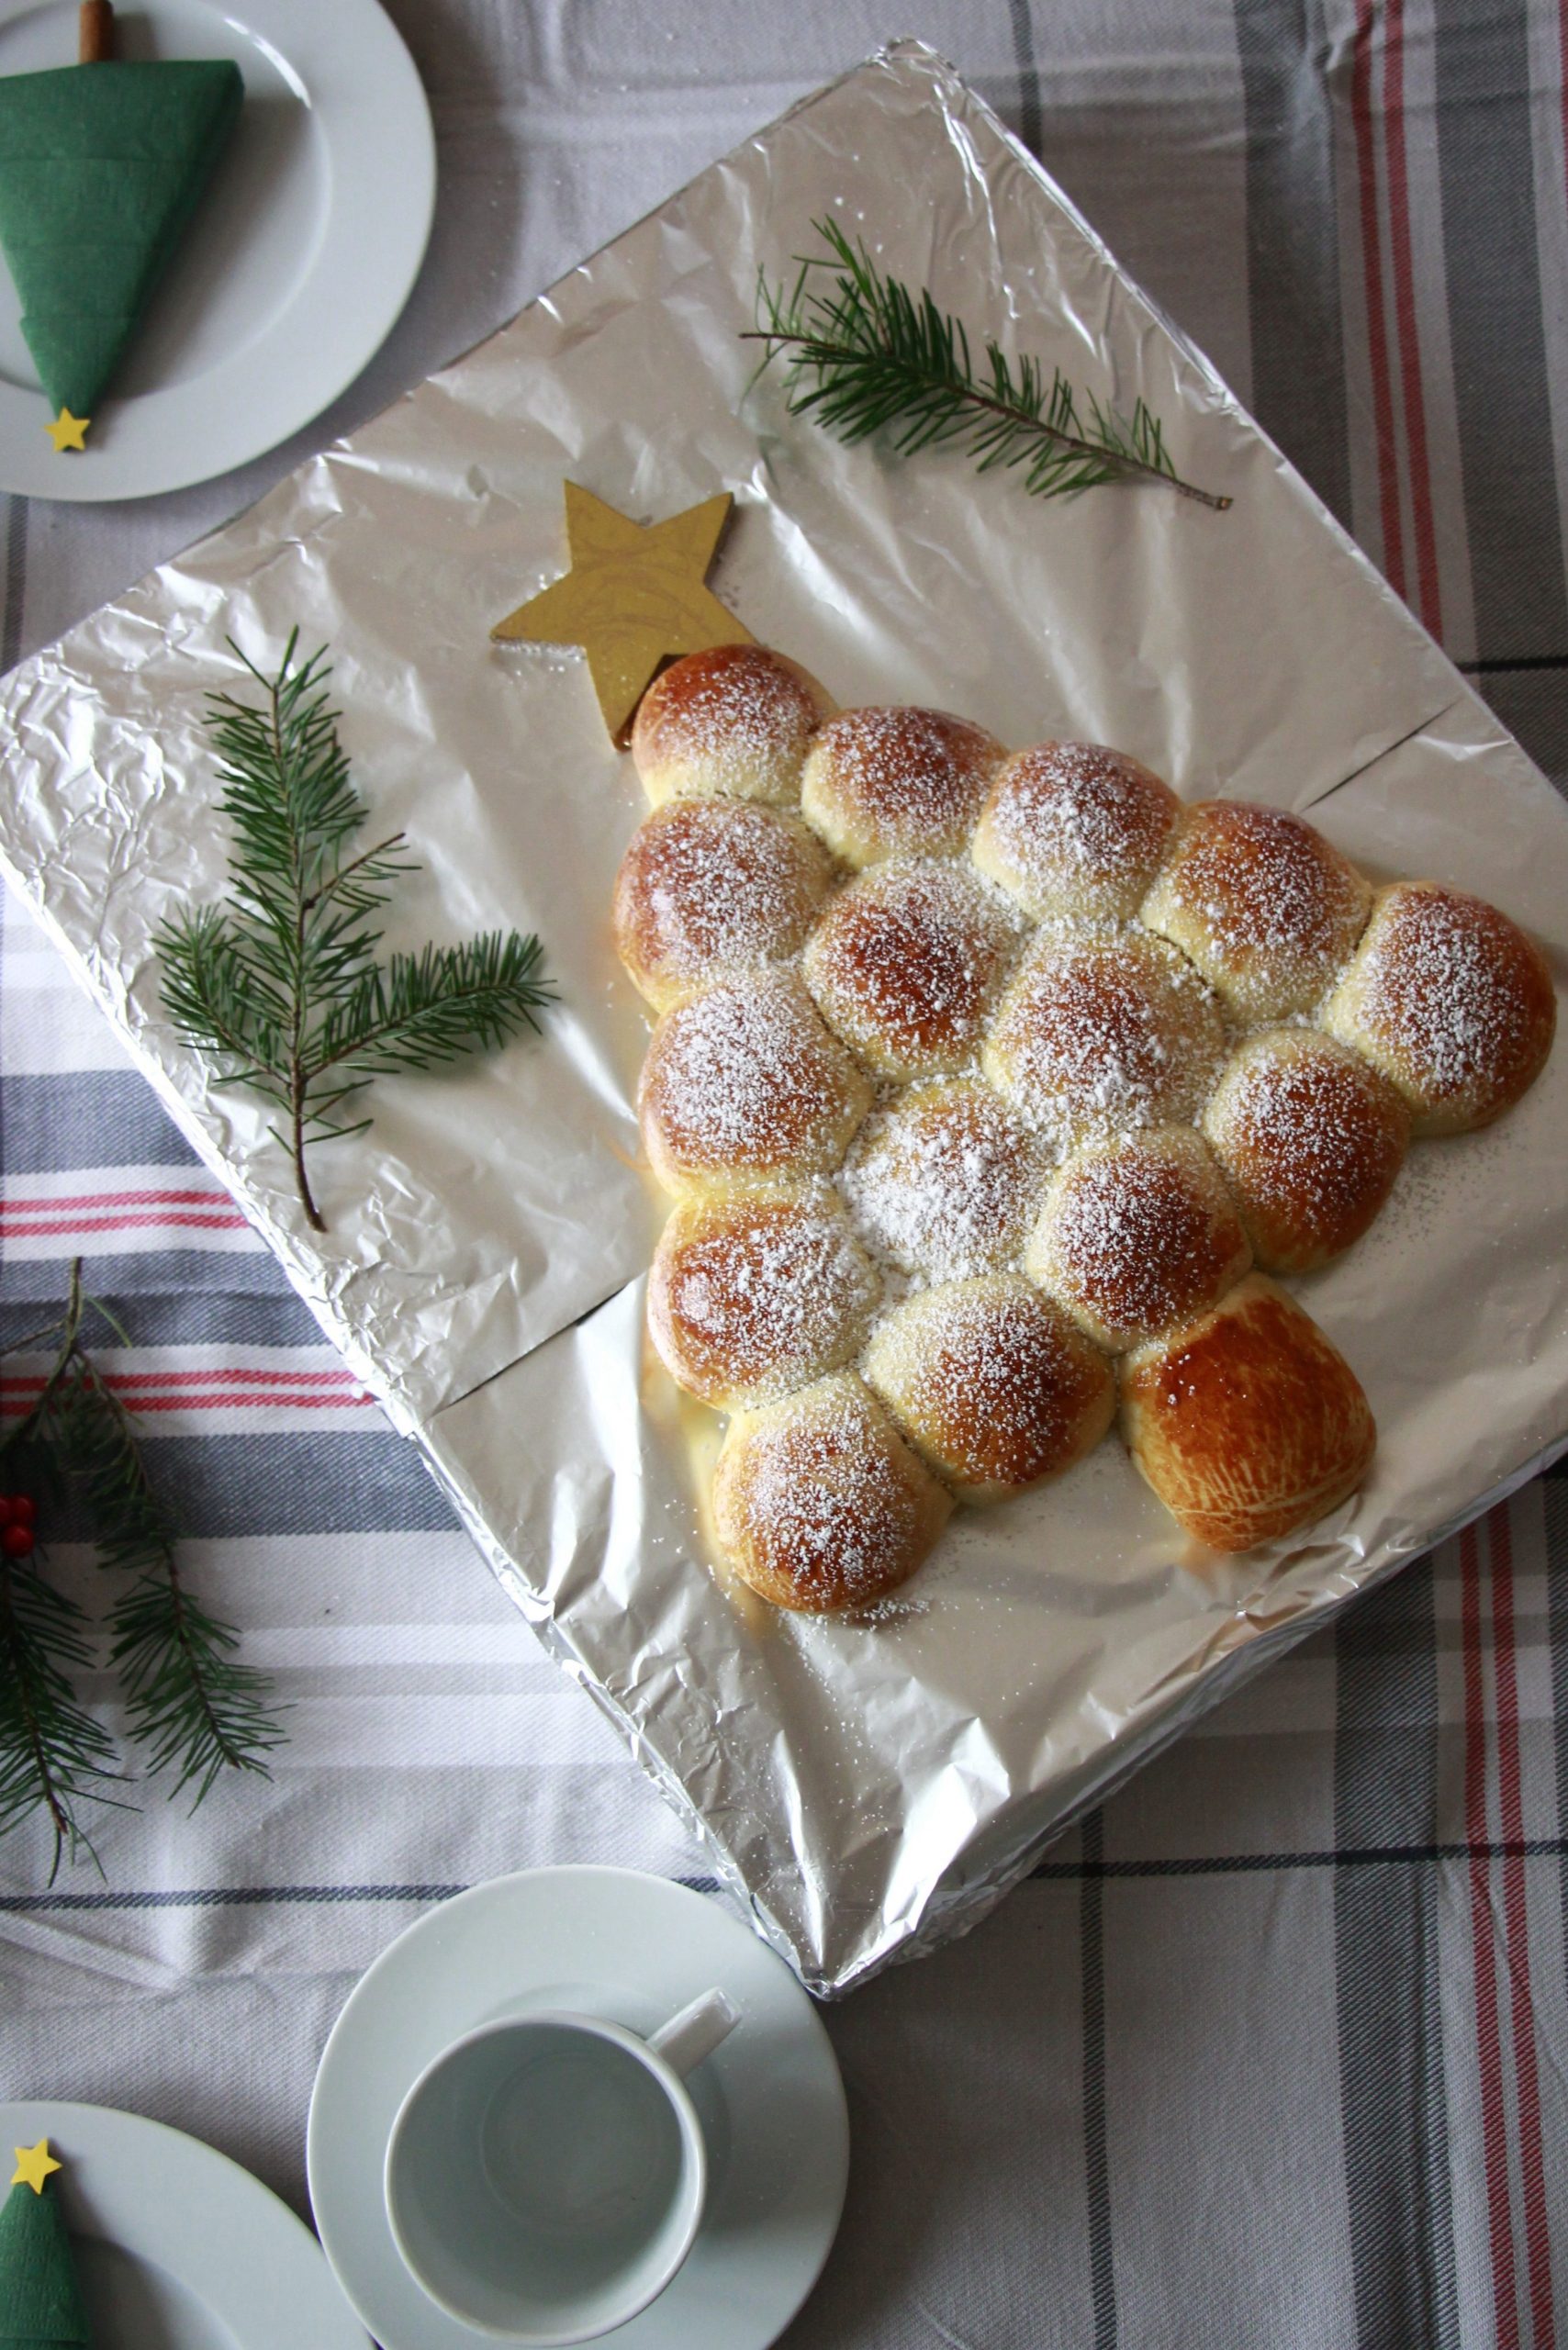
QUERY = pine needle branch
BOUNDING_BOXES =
[746,218,1230,512]
[0,1553,122,1882]
[156,635,557,1231]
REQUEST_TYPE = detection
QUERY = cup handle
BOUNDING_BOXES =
[648,1986,740,2079]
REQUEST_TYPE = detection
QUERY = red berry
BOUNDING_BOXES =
[0,1498,16,1528]
[9,1495,36,1528]
[2,1523,35,1559]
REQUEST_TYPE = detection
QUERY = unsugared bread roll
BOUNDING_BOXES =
[1025,1126,1251,1353]
[712,1371,952,1612]
[800,706,1004,867]
[613,798,836,1011]
[632,644,834,809]
[863,1275,1114,1505]
[1203,1029,1409,1273]
[648,1185,879,1409]
[981,931,1228,1151]
[1321,881,1555,1136]
[1119,1273,1375,1550]
[639,971,872,1195]
[1140,800,1371,1021]
[841,1080,1043,1281]
[971,742,1180,925]
[802,858,1020,1080]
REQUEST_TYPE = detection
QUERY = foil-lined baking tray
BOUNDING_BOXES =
[0,42,1564,1993]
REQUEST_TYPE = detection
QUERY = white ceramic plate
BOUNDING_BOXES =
[0,0,434,500]
[308,1867,850,2350]
[0,2099,371,2347]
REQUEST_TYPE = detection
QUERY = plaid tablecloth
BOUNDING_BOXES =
[2,6,1566,2345]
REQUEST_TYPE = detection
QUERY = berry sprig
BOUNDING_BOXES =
[0,1494,38,1560]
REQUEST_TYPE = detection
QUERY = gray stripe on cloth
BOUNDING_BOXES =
[1081,1807,1119,2348]
[0,1251,290,1304]
[0,1290,322,1350]
[0,1071,200,1172]
[1235,0,1352,526]
[1006,0,1042,157]
[1434,0,1568,674]
[129,1432,457,1537]
[0,1874,722,1912]
[1334,1558,1462,2350]
[1,496,28,675]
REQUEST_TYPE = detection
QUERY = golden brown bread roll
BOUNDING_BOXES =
[712,1371,952,1612]
[800,706,1004,867]
[1118,1273,1375,1550]
[638,971,872,1195]
[1320,880,1556,1136]
[981,930,1228,1151]
[971,742,1180,925]
[613,798,836,1012]
[863,1275,1115,1505]
[631,644,834,809]
[840,1079,1044,1281]
[1140,800,1372,1021]
[648,1184,880,1409]
[1025,1125,1251,1352]
[1202,1028,1410,1272]
[801,857,1021,1080]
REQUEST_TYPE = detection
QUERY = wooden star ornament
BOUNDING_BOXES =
[10,2141,62,2195]
[492,484,753,744]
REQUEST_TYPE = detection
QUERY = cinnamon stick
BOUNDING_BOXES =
[79,1,115,62]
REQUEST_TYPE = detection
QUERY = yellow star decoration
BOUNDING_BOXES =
[11,2138,62,2194]
[492,483,753,744]
[45,408,90,453]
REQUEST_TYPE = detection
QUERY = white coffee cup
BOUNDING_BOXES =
[383,1988,739,2344]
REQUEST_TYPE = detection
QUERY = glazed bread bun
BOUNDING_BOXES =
[1140,800,1372,1021]
[841,1079,1044,1281]
[639,971,872,1195]
[863,1274,1115,1505]
[800,706,1004,867]
[1321,880,1556,1136]
[802,858,1021,1080]
[712,1371,952,1612]
[1119,1273,1375,1551]
[1203,1029,1410,1273]
[981,930,1228,1151]
[1025,1125,1251,1353]
[631,644,834,809]
[613,798,836,1012]
[971,742,1180,926]
[648,1184,879,1410]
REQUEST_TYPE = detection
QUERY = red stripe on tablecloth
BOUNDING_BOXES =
[0,1390,375,1415]
[1463,1519,1520,2350]
[0,1190,235,1214]
[0,1213,249,1236]
[1352,0,1407,594]
[1379,0,1443,634]
[1489,1505,1557,2350]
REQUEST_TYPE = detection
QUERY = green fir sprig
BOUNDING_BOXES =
[0,1262,284,1880]
[747,218,1230,512]
[157,633,556,1232]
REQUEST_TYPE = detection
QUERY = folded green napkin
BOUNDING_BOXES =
[0,2154,88,2346]
[0,56,242,430]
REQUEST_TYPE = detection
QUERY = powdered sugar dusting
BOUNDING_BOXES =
[1344,883,1554,1117]
[1204,1031,1407,1265]
[652,1189,879,1404]
[1148,801,1369,1013]
[804,858,1019,1075]
[802,705,1002,856]
[1032,1131,1249,1345]
[635,645,825,797]
[616,799,831,1002]
[842,1080,1042,1280]
[979,742,1177,920]
[641,973,867,1179]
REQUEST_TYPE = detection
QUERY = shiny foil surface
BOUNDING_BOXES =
[0,44,1564,1992]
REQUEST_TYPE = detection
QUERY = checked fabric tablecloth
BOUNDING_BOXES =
[3,6,1567,2346]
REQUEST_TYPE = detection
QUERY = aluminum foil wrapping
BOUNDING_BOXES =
[0,43,1565,1993]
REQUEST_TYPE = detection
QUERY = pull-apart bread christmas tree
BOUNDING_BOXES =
[611,642,1555,1614]
[0,2,241,448]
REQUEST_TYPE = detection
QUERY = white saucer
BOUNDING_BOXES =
[307,1866,849,2350]
[0,2099,370,2347]
[0,0,435,499]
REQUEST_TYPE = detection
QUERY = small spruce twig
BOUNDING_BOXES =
[157,633,556,1232]
[0,1260,285,1873]
[746,218,1230,512]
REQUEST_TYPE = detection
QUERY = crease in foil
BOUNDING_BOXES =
[0,42,1565,1992]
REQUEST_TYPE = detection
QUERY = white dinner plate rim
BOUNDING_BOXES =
[0,2096,372,2344]
[0,0,435,501]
